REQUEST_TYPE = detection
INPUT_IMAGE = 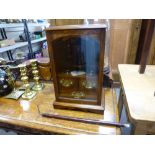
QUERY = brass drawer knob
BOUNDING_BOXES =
[81,80,96,89]
[71,91,85,99]
[60,79,73,87]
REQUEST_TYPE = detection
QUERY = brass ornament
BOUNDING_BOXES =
[5,67,15,88]
[71,91,85,99]
[30,59,44,91]
[60,79,73,88]
[19,64,36,100]
[81,80,96,89]
[4,66,24,99]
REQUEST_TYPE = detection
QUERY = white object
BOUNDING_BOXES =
[71,71,85,76]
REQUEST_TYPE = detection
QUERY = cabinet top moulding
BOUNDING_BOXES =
[46,24,107,31]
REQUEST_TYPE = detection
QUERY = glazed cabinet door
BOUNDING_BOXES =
[51,30,104,105]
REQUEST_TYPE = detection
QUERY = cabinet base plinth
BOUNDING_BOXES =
[53,101,104,114]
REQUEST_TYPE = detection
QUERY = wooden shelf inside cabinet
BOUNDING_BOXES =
[46,24,106,114]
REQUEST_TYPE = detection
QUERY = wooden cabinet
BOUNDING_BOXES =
[48,19,142,82]
[46,25,106,113]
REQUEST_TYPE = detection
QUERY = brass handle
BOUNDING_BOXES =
[60,79,73,88]
[71,91,85,99]
[81,80,96,89]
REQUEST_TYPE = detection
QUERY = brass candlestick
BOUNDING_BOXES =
[5,67,15,90]
[19,64,36,100]
[30,59,44,91]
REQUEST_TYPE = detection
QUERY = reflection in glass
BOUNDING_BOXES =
[52,35,100,101]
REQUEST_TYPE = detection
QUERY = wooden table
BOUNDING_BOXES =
[118,64,155,135]
[0,83,120,135]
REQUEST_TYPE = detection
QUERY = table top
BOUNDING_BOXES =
[0,83,119,135]
[118,64,155,123]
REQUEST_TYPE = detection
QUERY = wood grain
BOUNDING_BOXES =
[137,20,155,73]
[147,29,155,65]
[49,19,84,26]
[109,19,141,81]
[45,25,106,113]
[0,83,120,135]
[118,64,155,123]
[118,64,155,134]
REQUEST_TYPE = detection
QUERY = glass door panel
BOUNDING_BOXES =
[52,35,100,101]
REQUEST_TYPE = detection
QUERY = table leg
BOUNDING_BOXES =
[118,88,124,119]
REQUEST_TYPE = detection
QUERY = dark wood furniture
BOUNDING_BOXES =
[135,19,155,73]
[45,25,106,114]
[0,83,120,135]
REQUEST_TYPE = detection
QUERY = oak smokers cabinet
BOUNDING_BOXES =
[45,25,106,114]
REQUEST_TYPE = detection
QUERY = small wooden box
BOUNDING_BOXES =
[45,24,106,114]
